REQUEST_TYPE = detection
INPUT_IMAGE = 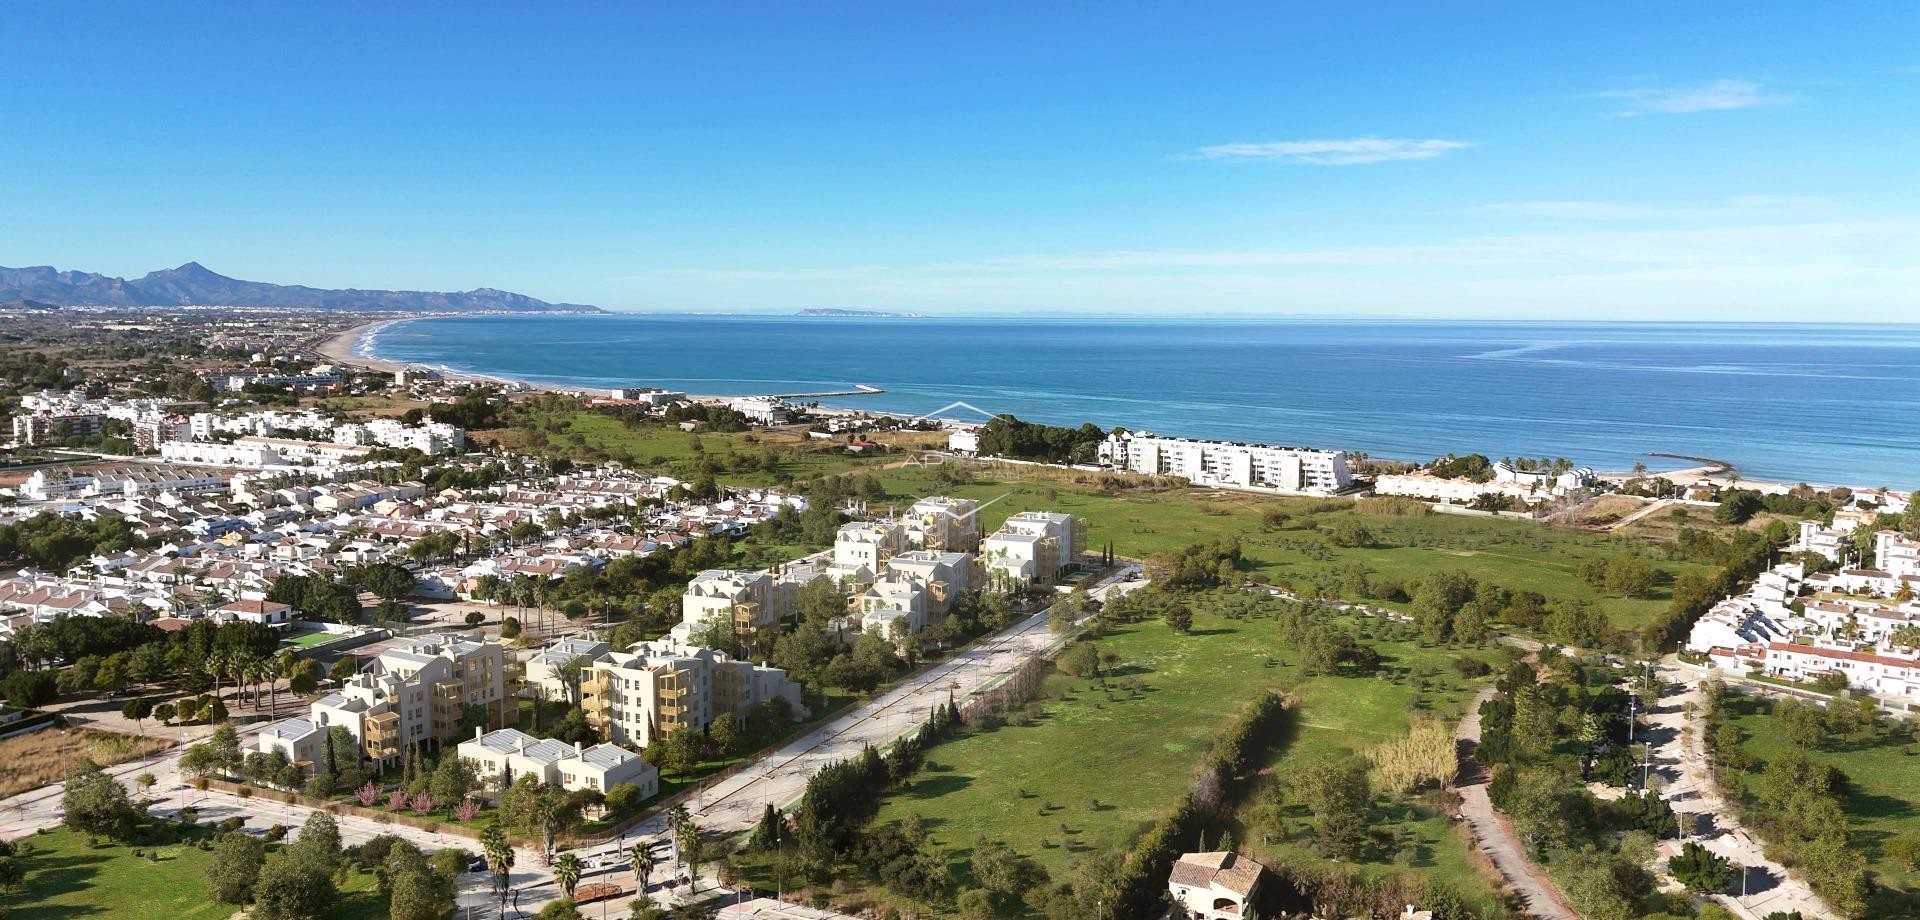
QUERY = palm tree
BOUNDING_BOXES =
[553,852,582,900]
[481,824,514,912]
[627,843,651,895]
[203,648,230,700]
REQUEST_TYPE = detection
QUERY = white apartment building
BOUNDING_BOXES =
[829,520,907,582]
[1098,431,1351,495]
[272,634,512,766]
[903,496,980,554]
[1491,462,1595,493]
[677,569,781,642]
[1794,520,1853,564]
[457,727,657,798]
[524,637,611,702]
[578,638,805,748]
[1874,530,1920,580]
[983,511,1081,588]
[332,418,466,456]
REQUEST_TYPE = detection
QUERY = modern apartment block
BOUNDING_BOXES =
[578,638,805,748]
[903,496,981,554]
[11,412,107,446]
[983,511,1082,587]
[261,634,513,768]
[1098,431,1352,495]
[677,568,781,641]
[830,520,907,581]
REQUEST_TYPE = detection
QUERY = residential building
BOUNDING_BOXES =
[983,511,1080,587]
[1168,851,1265,920]
[457,727,658,798]
[832,520,906,577]
[903,496,980,553]
[255,718,326,769]
[677,569,781,642]
[1793,520,1853,564]
[11,412,106,446]
[1099,431,1351,495]
[1874,530,1920,580]
[578,637,805,748]
[524,637,611,702]
[290,634,512,766]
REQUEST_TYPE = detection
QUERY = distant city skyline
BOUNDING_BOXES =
[5,3,1917,320]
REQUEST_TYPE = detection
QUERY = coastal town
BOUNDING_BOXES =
[2,304,1917,920]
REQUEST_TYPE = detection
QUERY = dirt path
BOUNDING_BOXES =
[1456,684,1580,920]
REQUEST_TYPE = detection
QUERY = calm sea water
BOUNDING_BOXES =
[364,315,1920,486]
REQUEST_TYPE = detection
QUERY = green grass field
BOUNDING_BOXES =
[860,464,1702,634]
[12,825,385,920]
[860,602,1506,917]
[1726,695,1920,915]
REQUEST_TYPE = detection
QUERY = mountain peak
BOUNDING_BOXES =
[0,262,601,313]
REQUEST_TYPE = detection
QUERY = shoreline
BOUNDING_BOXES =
[328,314,1893,496]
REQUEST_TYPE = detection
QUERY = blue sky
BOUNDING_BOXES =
[3,3,1916,319]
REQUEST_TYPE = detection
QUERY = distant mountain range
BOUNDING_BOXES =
[0,262,602,313]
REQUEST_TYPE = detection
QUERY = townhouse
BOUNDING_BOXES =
[457,727,657,798]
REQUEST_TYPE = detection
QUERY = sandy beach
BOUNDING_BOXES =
[312,318,408,374]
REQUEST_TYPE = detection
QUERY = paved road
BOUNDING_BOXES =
[5,567,1140,917]
[1455,684,1580,920]
[1649,664,1838,920]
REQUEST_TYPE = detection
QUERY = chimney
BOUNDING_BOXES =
[574,741,583,756]
[474,725,483,740]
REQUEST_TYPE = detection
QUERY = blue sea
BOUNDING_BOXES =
[363,315,1920,487]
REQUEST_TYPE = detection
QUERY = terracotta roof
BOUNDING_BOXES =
[1168,851,1263,896]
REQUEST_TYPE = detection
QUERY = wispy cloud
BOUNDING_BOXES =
[1597,79,1793,116]
[1477,195,1832,222]
[1188,137,1473,165]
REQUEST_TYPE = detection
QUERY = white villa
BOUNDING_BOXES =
[1167,851,1265,920]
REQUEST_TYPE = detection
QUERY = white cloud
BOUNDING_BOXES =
[1188,137,1473,165]
[1477,196,1832,222]
[1597,79,1793,116]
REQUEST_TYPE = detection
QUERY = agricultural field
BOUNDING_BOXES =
[1725,694,1920,915]
[10,825,386,920]
[859,600,1508,917]
[860,462,1706,635]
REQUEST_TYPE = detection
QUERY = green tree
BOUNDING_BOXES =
[1668,841,1735,893]
[61,759,137,840]
[386,843,454,920]
[1163,602,1193,634]
[205,832,266,904]
[1291,757,1372,858]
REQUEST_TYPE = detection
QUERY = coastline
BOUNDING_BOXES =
[314,317,578,394]
[334,314,1903,495]
[313,318,407,374]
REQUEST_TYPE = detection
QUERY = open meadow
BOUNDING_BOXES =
[11,825,386,920]
[855,601,1509,917]
[860,462,1705,636]
[1726,694,1920,916]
